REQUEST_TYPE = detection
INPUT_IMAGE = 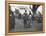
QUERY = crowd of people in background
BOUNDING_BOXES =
[16,10,43,29]
[9,4,43,32]
[10,9,43,31]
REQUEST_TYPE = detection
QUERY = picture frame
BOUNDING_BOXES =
[5,1,45,36]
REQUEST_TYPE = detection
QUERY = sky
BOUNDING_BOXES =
[10,4,42,15]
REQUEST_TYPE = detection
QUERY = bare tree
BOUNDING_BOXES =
[30,5,40,14]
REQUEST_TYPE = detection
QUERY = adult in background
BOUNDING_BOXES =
[23,10,28,28]
[27,11,32,28]
[10,11,15,32]
[37,12,43,31]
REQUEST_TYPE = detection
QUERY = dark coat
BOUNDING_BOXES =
[10,12,15,30]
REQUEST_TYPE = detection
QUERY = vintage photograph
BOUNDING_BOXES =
[9,4,43,32]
